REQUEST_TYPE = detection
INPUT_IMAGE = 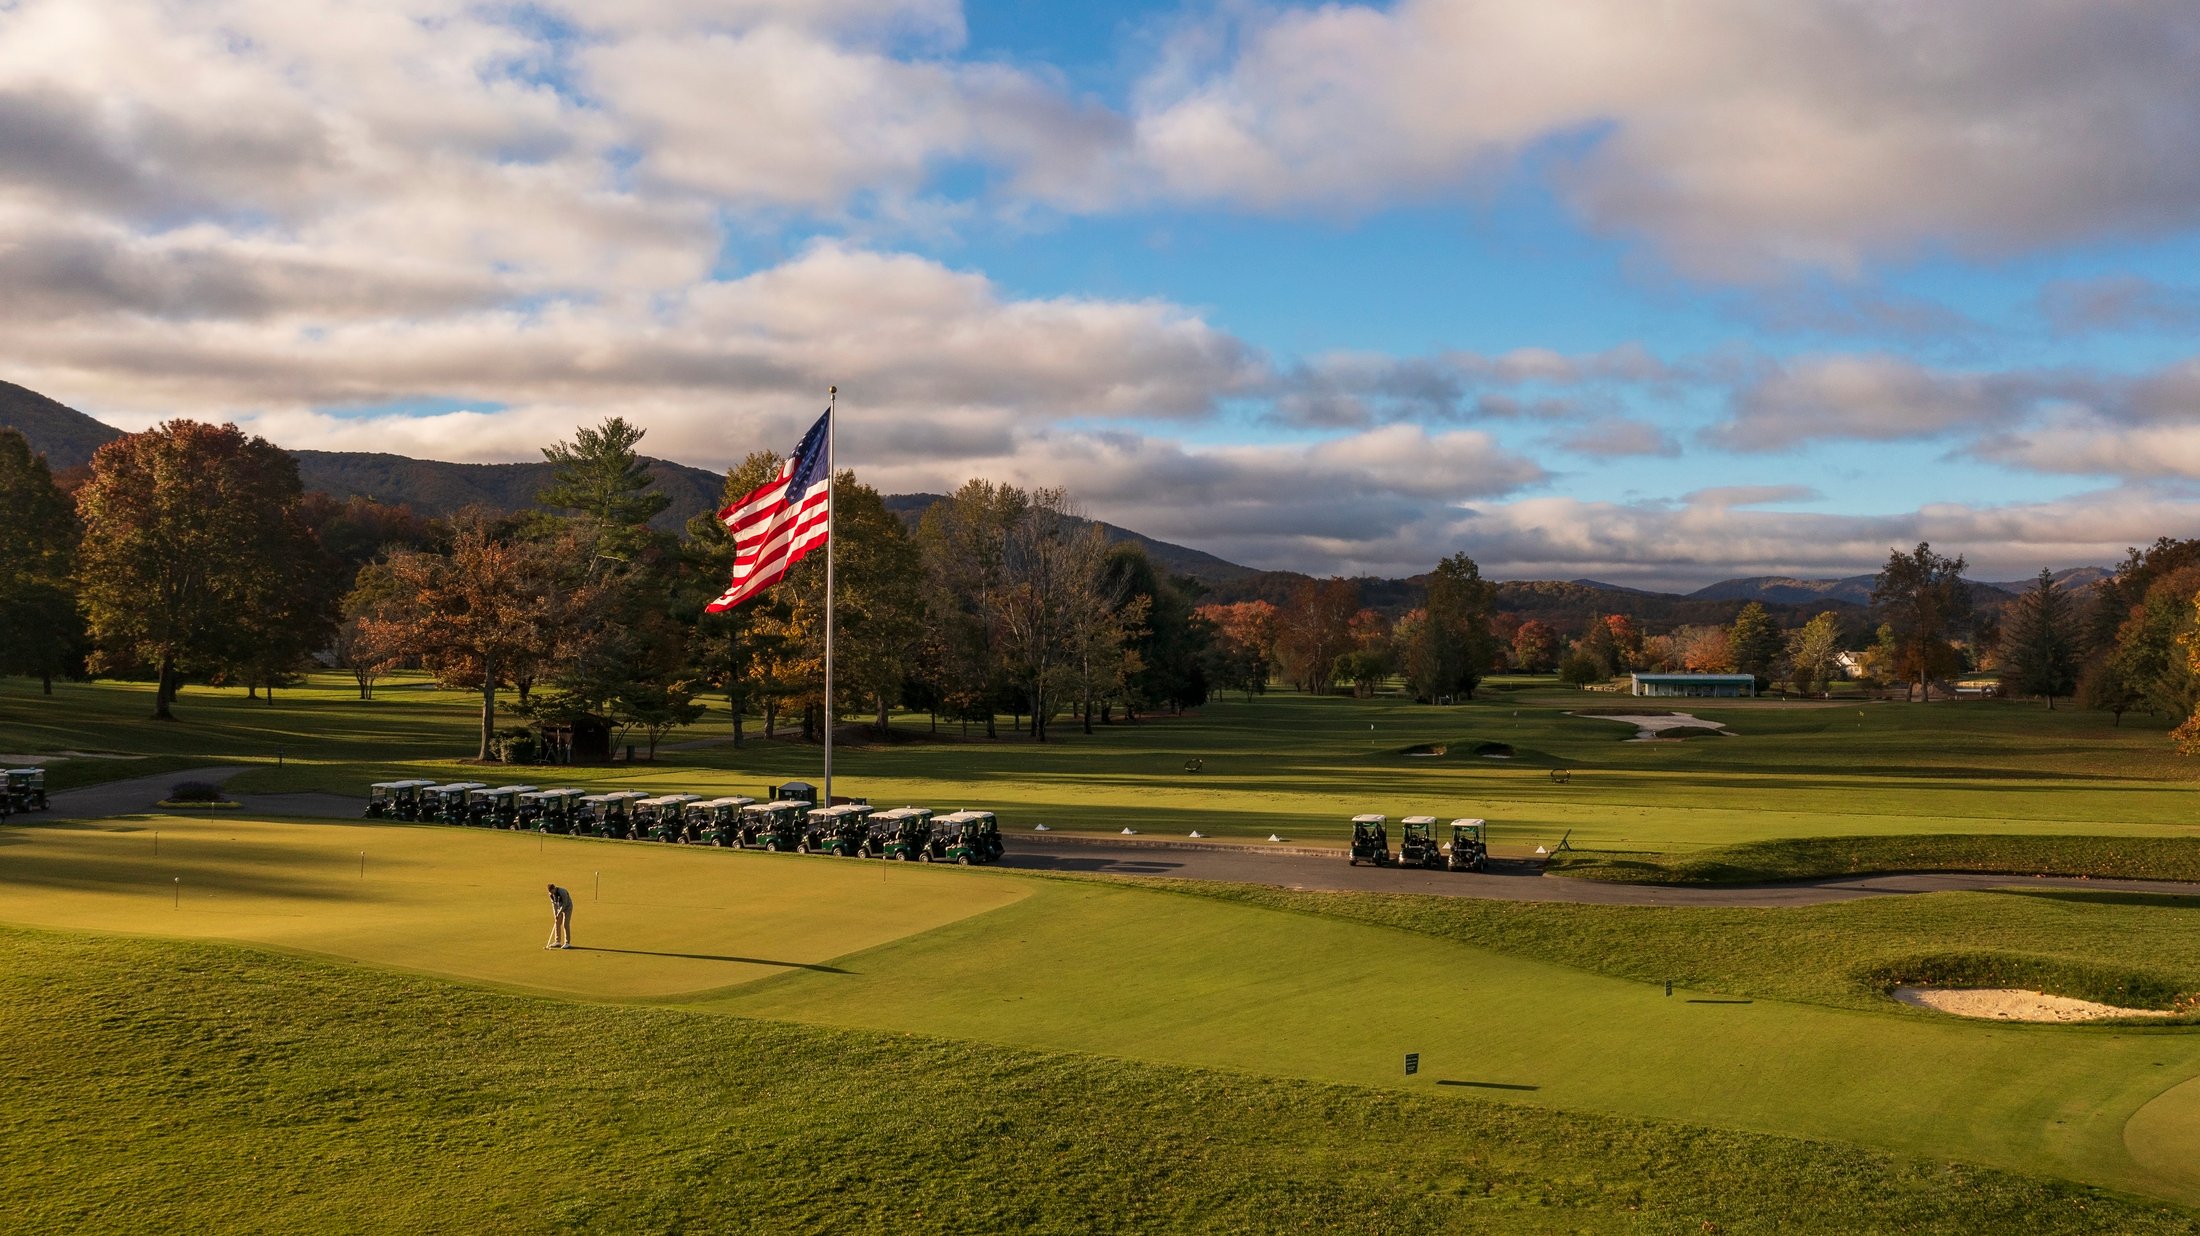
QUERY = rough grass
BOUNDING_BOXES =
[1150,877,2200,1016]
[4,925,2194,1234]
[1550,835,2200,885]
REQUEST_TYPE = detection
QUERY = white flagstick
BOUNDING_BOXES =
[823,385,837,809]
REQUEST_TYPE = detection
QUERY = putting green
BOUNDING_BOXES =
[0,815,1026,999]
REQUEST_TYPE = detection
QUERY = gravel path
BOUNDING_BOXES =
[34,768,2200,909]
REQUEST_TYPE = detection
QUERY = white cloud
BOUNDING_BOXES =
[1119,0,2200,277]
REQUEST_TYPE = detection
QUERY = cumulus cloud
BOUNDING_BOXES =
[2039,276,2200,336]
[1546,417,1679,459]
[1119,0,2200,277]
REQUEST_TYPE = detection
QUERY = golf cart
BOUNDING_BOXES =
[684,796,756,846]
[467,785,538,828]
[864,807,933,859]
[801,803,874,855]
[1445,818,1488,872]
[634,794,702,842]
[578,791,652,839]
[1398,815,1447,869]
[927,810,1002,865]
[366,779,438,820]
[740,800,810,850]
[4,768,48,813]
[416,782,487,825]
[518,787,587,833]
[1347,814,1392,866]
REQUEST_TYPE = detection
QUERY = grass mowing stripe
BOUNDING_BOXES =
[1551,835,2200,884]
[3,925,2194,1235]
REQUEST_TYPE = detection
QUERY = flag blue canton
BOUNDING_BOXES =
[785,409,830,493]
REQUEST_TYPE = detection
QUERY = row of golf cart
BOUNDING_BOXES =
[1,768,47,817]
[1347,814,1488,871]
[364,779,1004,865]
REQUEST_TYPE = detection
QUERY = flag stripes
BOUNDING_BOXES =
[705,409,831,612]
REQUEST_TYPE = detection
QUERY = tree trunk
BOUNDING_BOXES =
[876,693,889,737]
[478,653,497,761]
[153,655,178,720]
[41,673,53,695]
[985,713,996,739]
[730,692,744,748]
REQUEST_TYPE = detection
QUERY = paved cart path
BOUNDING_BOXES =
[37,767,2200,908]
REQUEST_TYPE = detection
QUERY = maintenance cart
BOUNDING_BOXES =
[927,810,1003,865]
[366,780,438,820]
[1347,814,1391,866]
[1446,818,1488,872]
[801,803,875,855]
[864,807,933,859]
[741,799,810,850]
[684,796,756,845]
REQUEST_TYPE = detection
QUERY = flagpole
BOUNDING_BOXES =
[822,385,836,808]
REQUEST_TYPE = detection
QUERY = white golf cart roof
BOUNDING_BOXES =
[424,781,488,794]
[754,798,811,812]
[934,810,996,825]
[1401,815,1439,825]
[696,796,756,809]
[807,803,874,820]
[371,779,439,791]
[1450,817,1485,827]
[1350,813,1387,824]
[7,767,43,776]
[519,787,586,801]
[638,793,702,808]
[872,806,932,823]
[580,790,652,805]
[474,784,538,796]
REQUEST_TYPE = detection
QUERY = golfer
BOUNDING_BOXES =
[546,882,573,949]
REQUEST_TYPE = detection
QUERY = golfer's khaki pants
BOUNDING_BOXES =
[549,908,571,947]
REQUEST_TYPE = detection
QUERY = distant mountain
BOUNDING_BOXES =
[0,380,125,469]
[882,492,1261,586]
[292,449,725,535]
[1688,575,1882,606]
[1981,566,2113,595]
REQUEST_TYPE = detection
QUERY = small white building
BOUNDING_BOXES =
[1630,673,1756,698]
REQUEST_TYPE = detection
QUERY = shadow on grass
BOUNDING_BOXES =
[1000,855,1185,875]
[1686,998,1755,1005]
[567,946,847,973]
[1985,888,2200,909]
[1437,1080,1539,1091]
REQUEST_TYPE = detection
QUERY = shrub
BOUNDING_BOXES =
[168,781,224,803]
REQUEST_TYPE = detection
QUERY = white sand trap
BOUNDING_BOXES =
[1575,713,1732,741]
[1893,986,2176,1023]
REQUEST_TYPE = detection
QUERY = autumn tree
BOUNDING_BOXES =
[917,480,1029,736]
[683,451,784,745]
[1511,620,1559,674]
[1871,542,1973,702]
[1603,614,1644,671]
[75,421,324,719]
[777,473,926,737]
[358,510,583,760]
[1403,552,1497,702]
[1276,577,1360,694]
[0,430,84,693]
[1676,624,1734,672]
[1197,599,1279,700]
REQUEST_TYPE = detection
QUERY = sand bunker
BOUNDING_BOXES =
[1892,986,2176,1023]
[1576,713,1731,741]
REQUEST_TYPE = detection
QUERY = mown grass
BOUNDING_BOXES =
[10,672,2200,858]
[1155,878,2200,1014]
[4,925,2193,1234]
[1550,835,2200,885]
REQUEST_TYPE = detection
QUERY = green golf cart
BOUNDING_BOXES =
[685,796,756,845]
[740,799,810,850]
[578,791,652,839]
[4,768,48,813]
[518,787,586,833]
[366,780,438,820]
[467,784,538,828]
[416,782,486,825]
[864,807,933,859]
[1398,816,1447,869]
[634,794,701,842]
[927,810,1002,865]
[1445,818,1488,872]
[801,803,875,855]
[1347,814,1392,866]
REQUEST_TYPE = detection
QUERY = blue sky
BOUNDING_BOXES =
[4,0,2199,585]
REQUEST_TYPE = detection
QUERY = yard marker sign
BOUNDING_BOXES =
[1404,1052,1420,1077]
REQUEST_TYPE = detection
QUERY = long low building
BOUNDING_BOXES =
[1630,672,1757,698]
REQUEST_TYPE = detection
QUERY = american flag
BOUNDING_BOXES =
[705,409,831,612]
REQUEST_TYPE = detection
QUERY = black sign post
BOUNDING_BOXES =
[1404,1052,1419,1077]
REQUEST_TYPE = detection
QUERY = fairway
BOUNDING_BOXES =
[8,810,2200,1211]
[0,814,1025,999]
